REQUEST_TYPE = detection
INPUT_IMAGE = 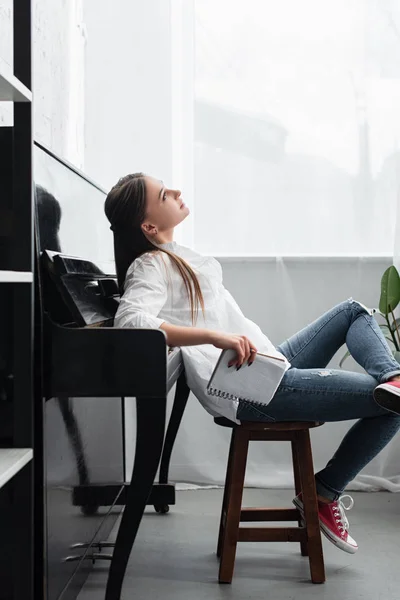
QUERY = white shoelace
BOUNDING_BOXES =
[332,494,355,533]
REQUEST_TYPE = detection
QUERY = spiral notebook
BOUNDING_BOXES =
[207,348,288,405]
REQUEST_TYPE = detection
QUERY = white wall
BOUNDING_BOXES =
[83,0,195,245]
[83,0,172,190]
[0,0,85,167]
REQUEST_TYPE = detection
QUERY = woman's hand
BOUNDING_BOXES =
[209,331,257,368]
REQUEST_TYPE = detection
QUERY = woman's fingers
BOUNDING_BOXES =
[241,338,251,367]
[236,339,245,367]
[236,337,253,368]
[249,350,257,365]
[226,336,258,368]
[247,336,257,365]
[228,341,240,367]
[239,337,258,367]
[228,339,244,368]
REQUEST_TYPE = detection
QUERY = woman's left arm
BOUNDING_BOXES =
[114,254,168,330]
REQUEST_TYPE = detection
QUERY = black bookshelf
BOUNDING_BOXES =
[0,2,34,600]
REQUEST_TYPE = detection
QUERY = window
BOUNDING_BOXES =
[193,0,400,256]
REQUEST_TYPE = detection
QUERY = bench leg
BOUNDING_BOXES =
[217,432,234,558]
[295,430,325,584]
[218,428,249,584]
[159,373,190,485]
[105,397,166,600]
[291,439,308,557]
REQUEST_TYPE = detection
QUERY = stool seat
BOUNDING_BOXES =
[214,416,324,430]
[215,417,326,585]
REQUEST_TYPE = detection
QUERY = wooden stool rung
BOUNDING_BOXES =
[249,431,296,441]
[238,526,305,543]
[240,508,299,522]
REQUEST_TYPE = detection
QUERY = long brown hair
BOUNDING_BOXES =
[104,173,205,325]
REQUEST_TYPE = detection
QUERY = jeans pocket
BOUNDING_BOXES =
[236,399,276,422]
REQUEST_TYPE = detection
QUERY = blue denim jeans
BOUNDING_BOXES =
[236,299,400,501]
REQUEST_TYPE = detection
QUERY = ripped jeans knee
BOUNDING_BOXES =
[347,297,376,317]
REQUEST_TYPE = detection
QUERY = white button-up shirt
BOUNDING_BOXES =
[114,241,289,422]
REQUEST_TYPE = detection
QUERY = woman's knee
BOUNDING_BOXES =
[347,297,376,317]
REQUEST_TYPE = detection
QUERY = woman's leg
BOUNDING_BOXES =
[238,369,400,500]
[237,368,400,500]
[237,298,400,500]
[277,298,400,382]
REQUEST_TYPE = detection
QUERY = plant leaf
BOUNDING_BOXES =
[379,266,400,315]
[339,350,351,368]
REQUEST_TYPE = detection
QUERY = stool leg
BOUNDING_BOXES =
[295,430,325,584]
[218,428,249,584]
[291,440,308,557]
[217,432,234,558]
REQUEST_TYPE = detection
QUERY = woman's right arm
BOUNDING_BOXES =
[160,322,213,347]
[160,323,257,367]
[117,254,256,367]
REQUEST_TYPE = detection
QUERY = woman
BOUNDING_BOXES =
[105,172,400,556]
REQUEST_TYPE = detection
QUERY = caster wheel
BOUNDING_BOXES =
[154,504,170,514]
[81,504,99,516]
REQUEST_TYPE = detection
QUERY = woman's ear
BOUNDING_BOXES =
[141,222,158,235]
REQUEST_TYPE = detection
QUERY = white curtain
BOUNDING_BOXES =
[193,0,400,257]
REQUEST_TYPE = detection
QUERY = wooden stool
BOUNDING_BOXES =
[215,417,325,584]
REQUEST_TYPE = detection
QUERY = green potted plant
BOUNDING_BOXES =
[340,265,400,367]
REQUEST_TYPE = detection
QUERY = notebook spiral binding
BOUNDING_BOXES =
[207,386,269,407]
[207,386,247,402]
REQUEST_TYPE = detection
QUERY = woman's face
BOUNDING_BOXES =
[141,176,190,240]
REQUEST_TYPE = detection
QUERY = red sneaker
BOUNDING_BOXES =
[293,493,358,554]
[374,381,400,414]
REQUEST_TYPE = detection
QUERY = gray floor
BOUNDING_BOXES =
[78,489,400,600]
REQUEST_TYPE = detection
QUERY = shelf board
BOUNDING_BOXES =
[0,449,33,489]
[0,271,33,283]
[0,64,32,102]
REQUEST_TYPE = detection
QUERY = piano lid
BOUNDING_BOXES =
[34,142,115,276]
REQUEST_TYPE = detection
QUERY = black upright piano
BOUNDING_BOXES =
[33,142,190,600]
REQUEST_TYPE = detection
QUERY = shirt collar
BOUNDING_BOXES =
[156,240,177,251]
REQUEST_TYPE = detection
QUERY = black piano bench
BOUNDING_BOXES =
[214,417,326,584]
